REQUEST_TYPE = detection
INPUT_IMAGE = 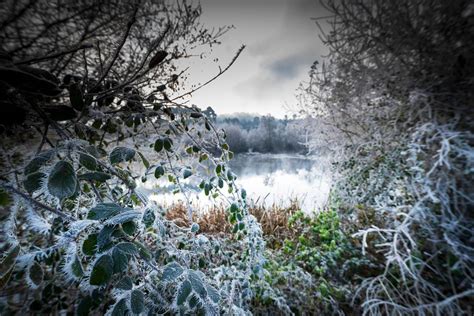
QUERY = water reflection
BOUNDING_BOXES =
[143,153,331,213]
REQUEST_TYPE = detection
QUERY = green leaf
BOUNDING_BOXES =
[116,276,133,290]
[109,147,135,164]
[215,164,222,175]
[227,170,234,181]
[137,151,150,169]
[82,234,97,256]
[199,153,208,162]
[79,153,97,170]
[122,221,137,235]
[97,225,115,249]
[183,169,192,179]
[112,247,128,274]
[87,203,122,220]
[163,137,173,152]
[161,262,184,282]
[76,296,92,316]
[154,138,164,152]
[116,242,138,256]
[221,143,229,151]
[24,150,54,174]
[48,161,78,200]
[111,298,128,316]
[190,223,199,233]
[218,178,224,188]
[29,262,43,287]
[154,165,165,178]
[0,189,12,207]
[134,242,151,261]
[90,254,113,286]
[78,172,111,182]
[130,289,144,314]
[24,172,45,194]
[230,203,239,213]
[241,189,247,199]
[176,280,192,306]
[71,254,84,278]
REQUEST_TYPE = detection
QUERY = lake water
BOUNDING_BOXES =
[144,153,332,213]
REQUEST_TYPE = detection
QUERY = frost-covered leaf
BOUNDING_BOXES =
[24,150,54,174]
[116,276,133,290]
[97,225,115,249]
[111,298,128,316]
[90,254,113,286]
[112,247,128,274]
[28,262,43,288]
[142,208,155,228]
[206,284,220,304]
[104,210,141,225]
[76,296,92,316]
[188,271,206,298]
[78,171,111,182]
[47,161,78,200]
[154,138,164,152]
[162,262,184,283]
[190,223,199,233]
[87,203,122,220]
[109,147,135,164]
[130,289,145,314]
[24,172,45,194]
[134,242,151,261]
[116,242,138,255]
[79,153,97,170]
[82,234,97,256]
[176,280,192,306]
[70,254,84,278]
[122,221,137,235]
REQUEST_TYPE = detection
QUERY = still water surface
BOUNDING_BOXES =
[145,153,331,213]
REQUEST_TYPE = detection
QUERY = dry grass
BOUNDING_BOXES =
[165,200,301,247]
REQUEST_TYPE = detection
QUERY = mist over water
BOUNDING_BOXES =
[146,153,331,213]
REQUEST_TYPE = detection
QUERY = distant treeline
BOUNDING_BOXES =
[208,110,308,154]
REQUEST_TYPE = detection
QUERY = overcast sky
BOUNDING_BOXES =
[180,0,329,118]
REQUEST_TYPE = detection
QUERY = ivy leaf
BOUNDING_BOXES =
[24,172,45,194]
[176,280,192,306]
[130,289,145,315]
[47,161,78,200]
[109,147,135,164]
[161,262,183,283]
[79,153,97,170]
[90,254,113,286]
[87,203,122,220]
